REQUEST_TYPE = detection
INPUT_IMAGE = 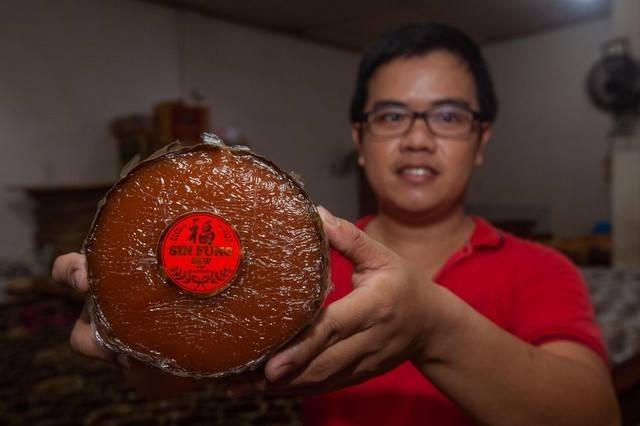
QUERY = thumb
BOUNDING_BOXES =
[317,206,391,272]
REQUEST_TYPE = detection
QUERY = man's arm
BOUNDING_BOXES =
[412,282,619,425]
[256,207,620,425]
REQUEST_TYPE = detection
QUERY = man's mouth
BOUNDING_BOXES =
[397,166,438,178]
[398,166,434,177]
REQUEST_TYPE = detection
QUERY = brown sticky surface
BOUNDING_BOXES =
[84,144,327,378]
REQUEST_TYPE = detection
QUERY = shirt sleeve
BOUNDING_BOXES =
[508,243,608,365]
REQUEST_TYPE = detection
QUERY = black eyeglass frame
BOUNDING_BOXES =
[359,104,486,139]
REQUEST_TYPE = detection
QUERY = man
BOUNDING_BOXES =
[253,23,620,425]
[54,23,619,425]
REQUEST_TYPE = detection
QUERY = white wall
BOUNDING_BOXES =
[181,13,359,221]
[469,19,612,237]
[0,1,359,263]
[1,1,614,265]
[0,0,181,262]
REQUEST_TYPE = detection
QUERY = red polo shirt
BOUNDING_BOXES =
[303,216,606,426]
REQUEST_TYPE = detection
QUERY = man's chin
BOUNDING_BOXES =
[378,195,464,223]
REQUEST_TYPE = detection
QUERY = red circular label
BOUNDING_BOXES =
[159,212,242,296]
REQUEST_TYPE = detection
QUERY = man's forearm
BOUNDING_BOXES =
[413,284,620,426]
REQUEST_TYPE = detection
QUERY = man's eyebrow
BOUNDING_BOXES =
[369,98,475,111]
[369,100,409,111]
[431,98,473,110]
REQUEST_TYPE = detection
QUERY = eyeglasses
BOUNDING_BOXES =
[361,104,483,139]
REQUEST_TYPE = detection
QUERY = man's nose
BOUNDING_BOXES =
[400,114,437,152]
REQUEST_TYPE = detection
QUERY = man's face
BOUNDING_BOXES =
[353,50,491,220]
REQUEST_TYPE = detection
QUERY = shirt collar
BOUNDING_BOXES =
[468,215,504,250]
[357,214,504,250]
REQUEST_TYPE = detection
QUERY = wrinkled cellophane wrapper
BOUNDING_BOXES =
[83,134,330,378]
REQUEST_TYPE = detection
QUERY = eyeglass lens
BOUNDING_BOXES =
[367,105,475,138]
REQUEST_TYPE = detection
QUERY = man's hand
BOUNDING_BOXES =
[230,206,437,396]
[52,252,201,398]
[51,253,126,366]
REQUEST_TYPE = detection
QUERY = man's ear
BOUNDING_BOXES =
[474,123,492,167]
[351,124,365,167]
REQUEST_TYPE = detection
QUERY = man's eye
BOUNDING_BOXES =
[438,112,458,122]
[433,110,466,124]
[376,112,406,123]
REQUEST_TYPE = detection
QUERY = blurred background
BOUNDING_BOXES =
[1,0,640,424]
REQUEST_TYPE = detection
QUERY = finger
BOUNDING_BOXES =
[264,291,373,383]
[70,302,119,365]
[284,329,374,386]
[317,206,391,272]
[267,329,401,397]
[51,253,89,293]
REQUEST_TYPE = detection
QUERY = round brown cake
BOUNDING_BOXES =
[84,137,328,378]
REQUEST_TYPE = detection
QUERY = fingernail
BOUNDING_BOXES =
[268,363,293,383]
[317,206,337,227]
[70,272,79,290]
[116,354,131,370]
[71,269,86,291]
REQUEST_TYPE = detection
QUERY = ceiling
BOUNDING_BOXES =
[144,0,611,51]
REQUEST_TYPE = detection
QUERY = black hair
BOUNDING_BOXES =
[349,23,498,124]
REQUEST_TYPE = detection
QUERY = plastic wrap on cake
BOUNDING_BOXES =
[83,134,329,378]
